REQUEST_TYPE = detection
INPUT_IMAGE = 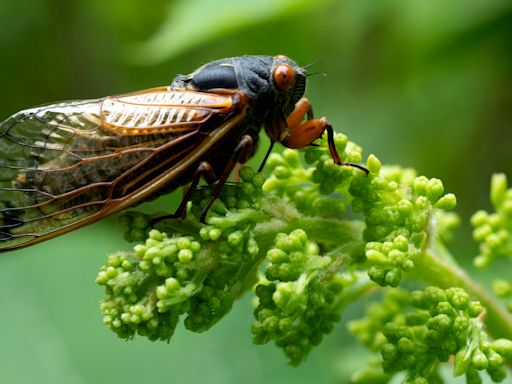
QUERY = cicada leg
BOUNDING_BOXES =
[283,98,369,174]
[152,134,254,225]
[150,161,216,225]
[287,97,314,127]
[199,134,254,223]
[257,140,275,173]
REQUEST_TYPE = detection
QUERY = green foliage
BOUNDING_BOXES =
[98,170,266,339]
[252,229,344,365]
[97,132,512,383]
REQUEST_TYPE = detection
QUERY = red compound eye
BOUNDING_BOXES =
[273,63,295,91]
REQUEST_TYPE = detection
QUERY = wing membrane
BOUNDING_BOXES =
[0,88,243,251]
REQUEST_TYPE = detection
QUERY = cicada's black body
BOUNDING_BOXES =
[0,55,364,252]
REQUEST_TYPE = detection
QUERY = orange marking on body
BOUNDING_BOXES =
[113,90,234,109]
[99,88,239,135]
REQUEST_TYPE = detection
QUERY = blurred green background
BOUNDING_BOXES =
[1,0,511,383]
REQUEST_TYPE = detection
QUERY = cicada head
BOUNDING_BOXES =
[270,55,307,114]
[231,55,307,117]
[253,55,307,143]
[173,55,306,116]
[171,55,307,143]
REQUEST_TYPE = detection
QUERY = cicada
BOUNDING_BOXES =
[0,55,367,252]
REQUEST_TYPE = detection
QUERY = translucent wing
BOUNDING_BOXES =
[0,87,245,251]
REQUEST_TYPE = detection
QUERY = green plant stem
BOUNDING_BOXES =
[253,217,366,251]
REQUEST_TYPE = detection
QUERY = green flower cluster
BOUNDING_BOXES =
[96,131,512,378]
[350,287,511,383]
[471,174,512,311]
[252,229,345,366]
[350,165,457,287]
[264,138,456,288]
[97,167,266,340]
[97,231,202,340]
[98,134,376,362]
[263,134,363,216]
